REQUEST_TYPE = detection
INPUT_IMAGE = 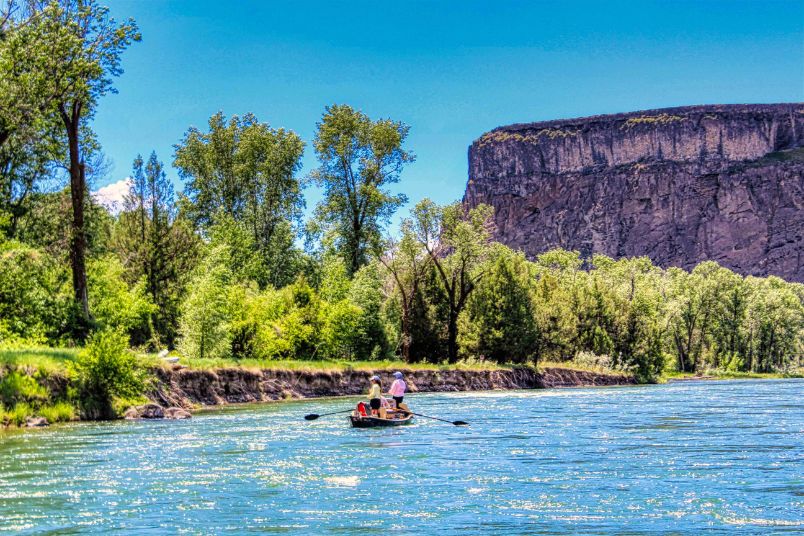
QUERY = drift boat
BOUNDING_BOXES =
[349,400,414,428]
[349,413,414,428]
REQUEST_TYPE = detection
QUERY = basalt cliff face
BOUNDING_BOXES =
[465,104,804,281]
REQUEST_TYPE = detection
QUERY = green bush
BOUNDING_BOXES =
[319,299,363,359]
[3,402,33,427]
[461,251,538,363]
[71,330,146,419]
[38,402,76,423]
[0,241,70,342]
[0,370,48,406]
[88,255,156,343]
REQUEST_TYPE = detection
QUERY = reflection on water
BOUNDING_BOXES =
[1,379,802,534]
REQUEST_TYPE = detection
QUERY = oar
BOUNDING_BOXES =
[304,409,353,421]
[407,411,469,426]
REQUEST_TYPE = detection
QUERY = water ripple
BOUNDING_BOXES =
[0,379,802,534]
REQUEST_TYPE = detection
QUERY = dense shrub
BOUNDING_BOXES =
[88,255,156,345]
[70,330,146,419]
[1,402,33,427]
[0,241,70,342]
[38,402,77,423]
[0,370,48,406]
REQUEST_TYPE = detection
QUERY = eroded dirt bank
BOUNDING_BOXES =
[148,366,635,409]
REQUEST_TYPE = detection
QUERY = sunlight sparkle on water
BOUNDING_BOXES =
[0,379,802,534]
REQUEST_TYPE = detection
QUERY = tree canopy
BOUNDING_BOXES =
[310,104,413,275]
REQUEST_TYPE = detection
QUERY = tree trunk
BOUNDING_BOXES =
[400,308,411,363]
[61,103,91,336]
[447,309,459,363]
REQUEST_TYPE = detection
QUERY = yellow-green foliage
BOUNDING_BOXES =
[0,371,48,406]
[477,127,576,147]
[175,356,507,373]
[88,255,156,338]
[621,113,684,129]
[2,402,33,427]
[37,402,76,423]
[71,330,147,419]
[0,346,76,374]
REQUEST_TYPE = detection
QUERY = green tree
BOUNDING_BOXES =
[205,213,268,285]
[593,256,666,382]
[174,111,305,288]
[30,1,139,333]
[461,249,538,363]
[377,224,432,361]
[310,104,413,275]
[411,199,495,362]
[347,262,388,359]
[743,276,803,372]
[665,262,729,373]
[407,264,450,362]
[530,249,584,360]
[178,246,233,361]
[16,188,113,261]
[0,1,60,152]
[0,240,70,342]
[699,265,748,370]
[114,152,199,346]
[87,255,154,343]
[0,119,62,239]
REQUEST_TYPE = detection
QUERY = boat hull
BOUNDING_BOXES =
[349,414,414,428]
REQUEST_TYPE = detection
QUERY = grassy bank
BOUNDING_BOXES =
[168,355,510,373]
[661,369,803,382]
[0,347,79,427]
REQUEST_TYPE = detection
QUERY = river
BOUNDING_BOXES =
[1,379,802,534]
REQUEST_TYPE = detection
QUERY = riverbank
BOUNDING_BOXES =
[147,364,635,410]
[3,346,800,427]
[0,347,638,426]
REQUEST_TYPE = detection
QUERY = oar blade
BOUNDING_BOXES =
[453,420,469,426]
[304,414,319,421]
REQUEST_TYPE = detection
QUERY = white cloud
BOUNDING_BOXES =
[93,177,131,213]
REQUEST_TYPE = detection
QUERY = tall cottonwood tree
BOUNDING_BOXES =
[174,112,305,288]
[0,1,63,237]
[311,104,413,275]
[0,0,54,151]
[30,1,139,334]
[411,199,495,362]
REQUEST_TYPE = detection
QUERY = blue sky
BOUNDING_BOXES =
[93,0,804,221]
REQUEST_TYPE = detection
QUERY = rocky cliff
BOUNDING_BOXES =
[465,104,804,281]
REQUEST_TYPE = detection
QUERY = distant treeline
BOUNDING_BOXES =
[1,1,801,382]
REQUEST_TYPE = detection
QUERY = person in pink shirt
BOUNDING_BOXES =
[388,371,406,408]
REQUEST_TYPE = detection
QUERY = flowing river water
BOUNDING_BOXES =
[1,379,802,534]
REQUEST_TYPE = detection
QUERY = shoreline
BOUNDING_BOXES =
[3,350,799,427]
[141,365,636,415]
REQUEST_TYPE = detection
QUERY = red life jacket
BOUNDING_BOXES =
[357,402,368,416]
